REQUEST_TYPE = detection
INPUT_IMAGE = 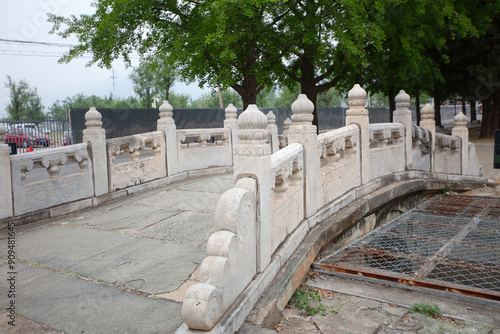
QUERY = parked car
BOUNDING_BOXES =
[5,128,50,148]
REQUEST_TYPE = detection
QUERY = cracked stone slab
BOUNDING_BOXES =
[138,210,215,246]
[136,189,222,213]
[68,204,180,232]
[0,262,182,334]
[8,225,205,294]
[175,175,234,194]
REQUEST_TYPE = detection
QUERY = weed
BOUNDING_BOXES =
[442,185,452,194]
[410,303,441,318]
[290,287,341,316]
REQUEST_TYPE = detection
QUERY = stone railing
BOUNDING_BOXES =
[9,144,92,216]
[0,102,239,221]
[411,124,431,172]
[270,143,304,251]
[369,123,405,179]
[106,131,166,191]
[317,124,360,207]
[179,86,485,333]
[177,128,232,173]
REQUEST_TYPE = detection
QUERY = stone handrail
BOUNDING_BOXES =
[412,124,431,144]
[0,102,238,220]
[176,128,233,173]
[106,131,166,191]
[318,124,359,164]
[369,123,404,146]
[270,142,303,193]
[435,132,460,150]
[177,128,230,148]
[10,143,92,216]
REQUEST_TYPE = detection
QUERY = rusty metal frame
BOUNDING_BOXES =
[315,194,500,302]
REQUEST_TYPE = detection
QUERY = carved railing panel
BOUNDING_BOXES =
[270,143,304,251]
[10,143,93,215]
[317,125,361,207]
[369,123,405,179]
[177,128,232,173]
[435,133,461,175]
[412,125,431,172]
[106,131,166,191]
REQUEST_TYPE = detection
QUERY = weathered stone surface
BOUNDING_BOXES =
[13,225,205,294]
[0,262,183,334]
[139,210,215,247]
[136,188,222,213]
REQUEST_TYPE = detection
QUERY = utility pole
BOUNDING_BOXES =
[111,68,117,97]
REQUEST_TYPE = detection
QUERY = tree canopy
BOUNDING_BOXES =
[4,76,45,121]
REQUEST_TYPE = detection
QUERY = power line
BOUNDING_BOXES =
[0,38,75,48]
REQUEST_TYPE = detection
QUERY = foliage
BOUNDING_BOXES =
[48,0,285,109]
[4,76,45,121]
[192,89,243,108]
[48,93,142,119]
[289,287,340,317]
[409,303,441,318]
[129,56,178,107]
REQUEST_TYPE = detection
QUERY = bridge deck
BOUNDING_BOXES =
[0,174,234,334]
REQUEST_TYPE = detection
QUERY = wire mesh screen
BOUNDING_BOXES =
[317,194,500,297]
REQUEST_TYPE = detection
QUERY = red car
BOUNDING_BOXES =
[5,128,50,148]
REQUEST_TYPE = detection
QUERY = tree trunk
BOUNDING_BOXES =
[434,92,442,127]
[388,88,395,123]
[480,89,500,138]
[415,92,421,127]
[470,100,477,122]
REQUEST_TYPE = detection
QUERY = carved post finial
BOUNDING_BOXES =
[158,100,174,125]
[347,84,367,112]
[291,94,314,125]
[454,112,467,128]
[395,90,410,110]
[85,107,103,129]
[225,103,237,123]
[266,110,276,124]
[421,104,434,121]
[236,105,269,156]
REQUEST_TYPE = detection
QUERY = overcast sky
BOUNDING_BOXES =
[0,0,210,119]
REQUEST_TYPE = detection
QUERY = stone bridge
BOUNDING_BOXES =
[0,85,491,333]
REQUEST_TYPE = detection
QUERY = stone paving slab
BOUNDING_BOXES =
[3,225,205,294]
[136,188,224,213]
[69,204,181,231]
[0,262,183,334]
[138,210,215,247]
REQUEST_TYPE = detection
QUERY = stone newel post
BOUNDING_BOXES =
[420,104,436,172]
[234,104,272,273]
[0,125,13,219]
[393,90,413,170]
[452,112,469,175]
[157,100,178,176]
[266,110,279,153]
[83,107,109,196]
[288,94,318,218]
[224,103,239,147]
[345,84,370,184]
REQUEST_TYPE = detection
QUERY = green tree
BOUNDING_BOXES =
[49,0,284,109]
[49,93,142,117]
[5,76,45,120]
[129,63,155,108]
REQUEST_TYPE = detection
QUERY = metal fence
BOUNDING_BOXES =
[1,119,70,155]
